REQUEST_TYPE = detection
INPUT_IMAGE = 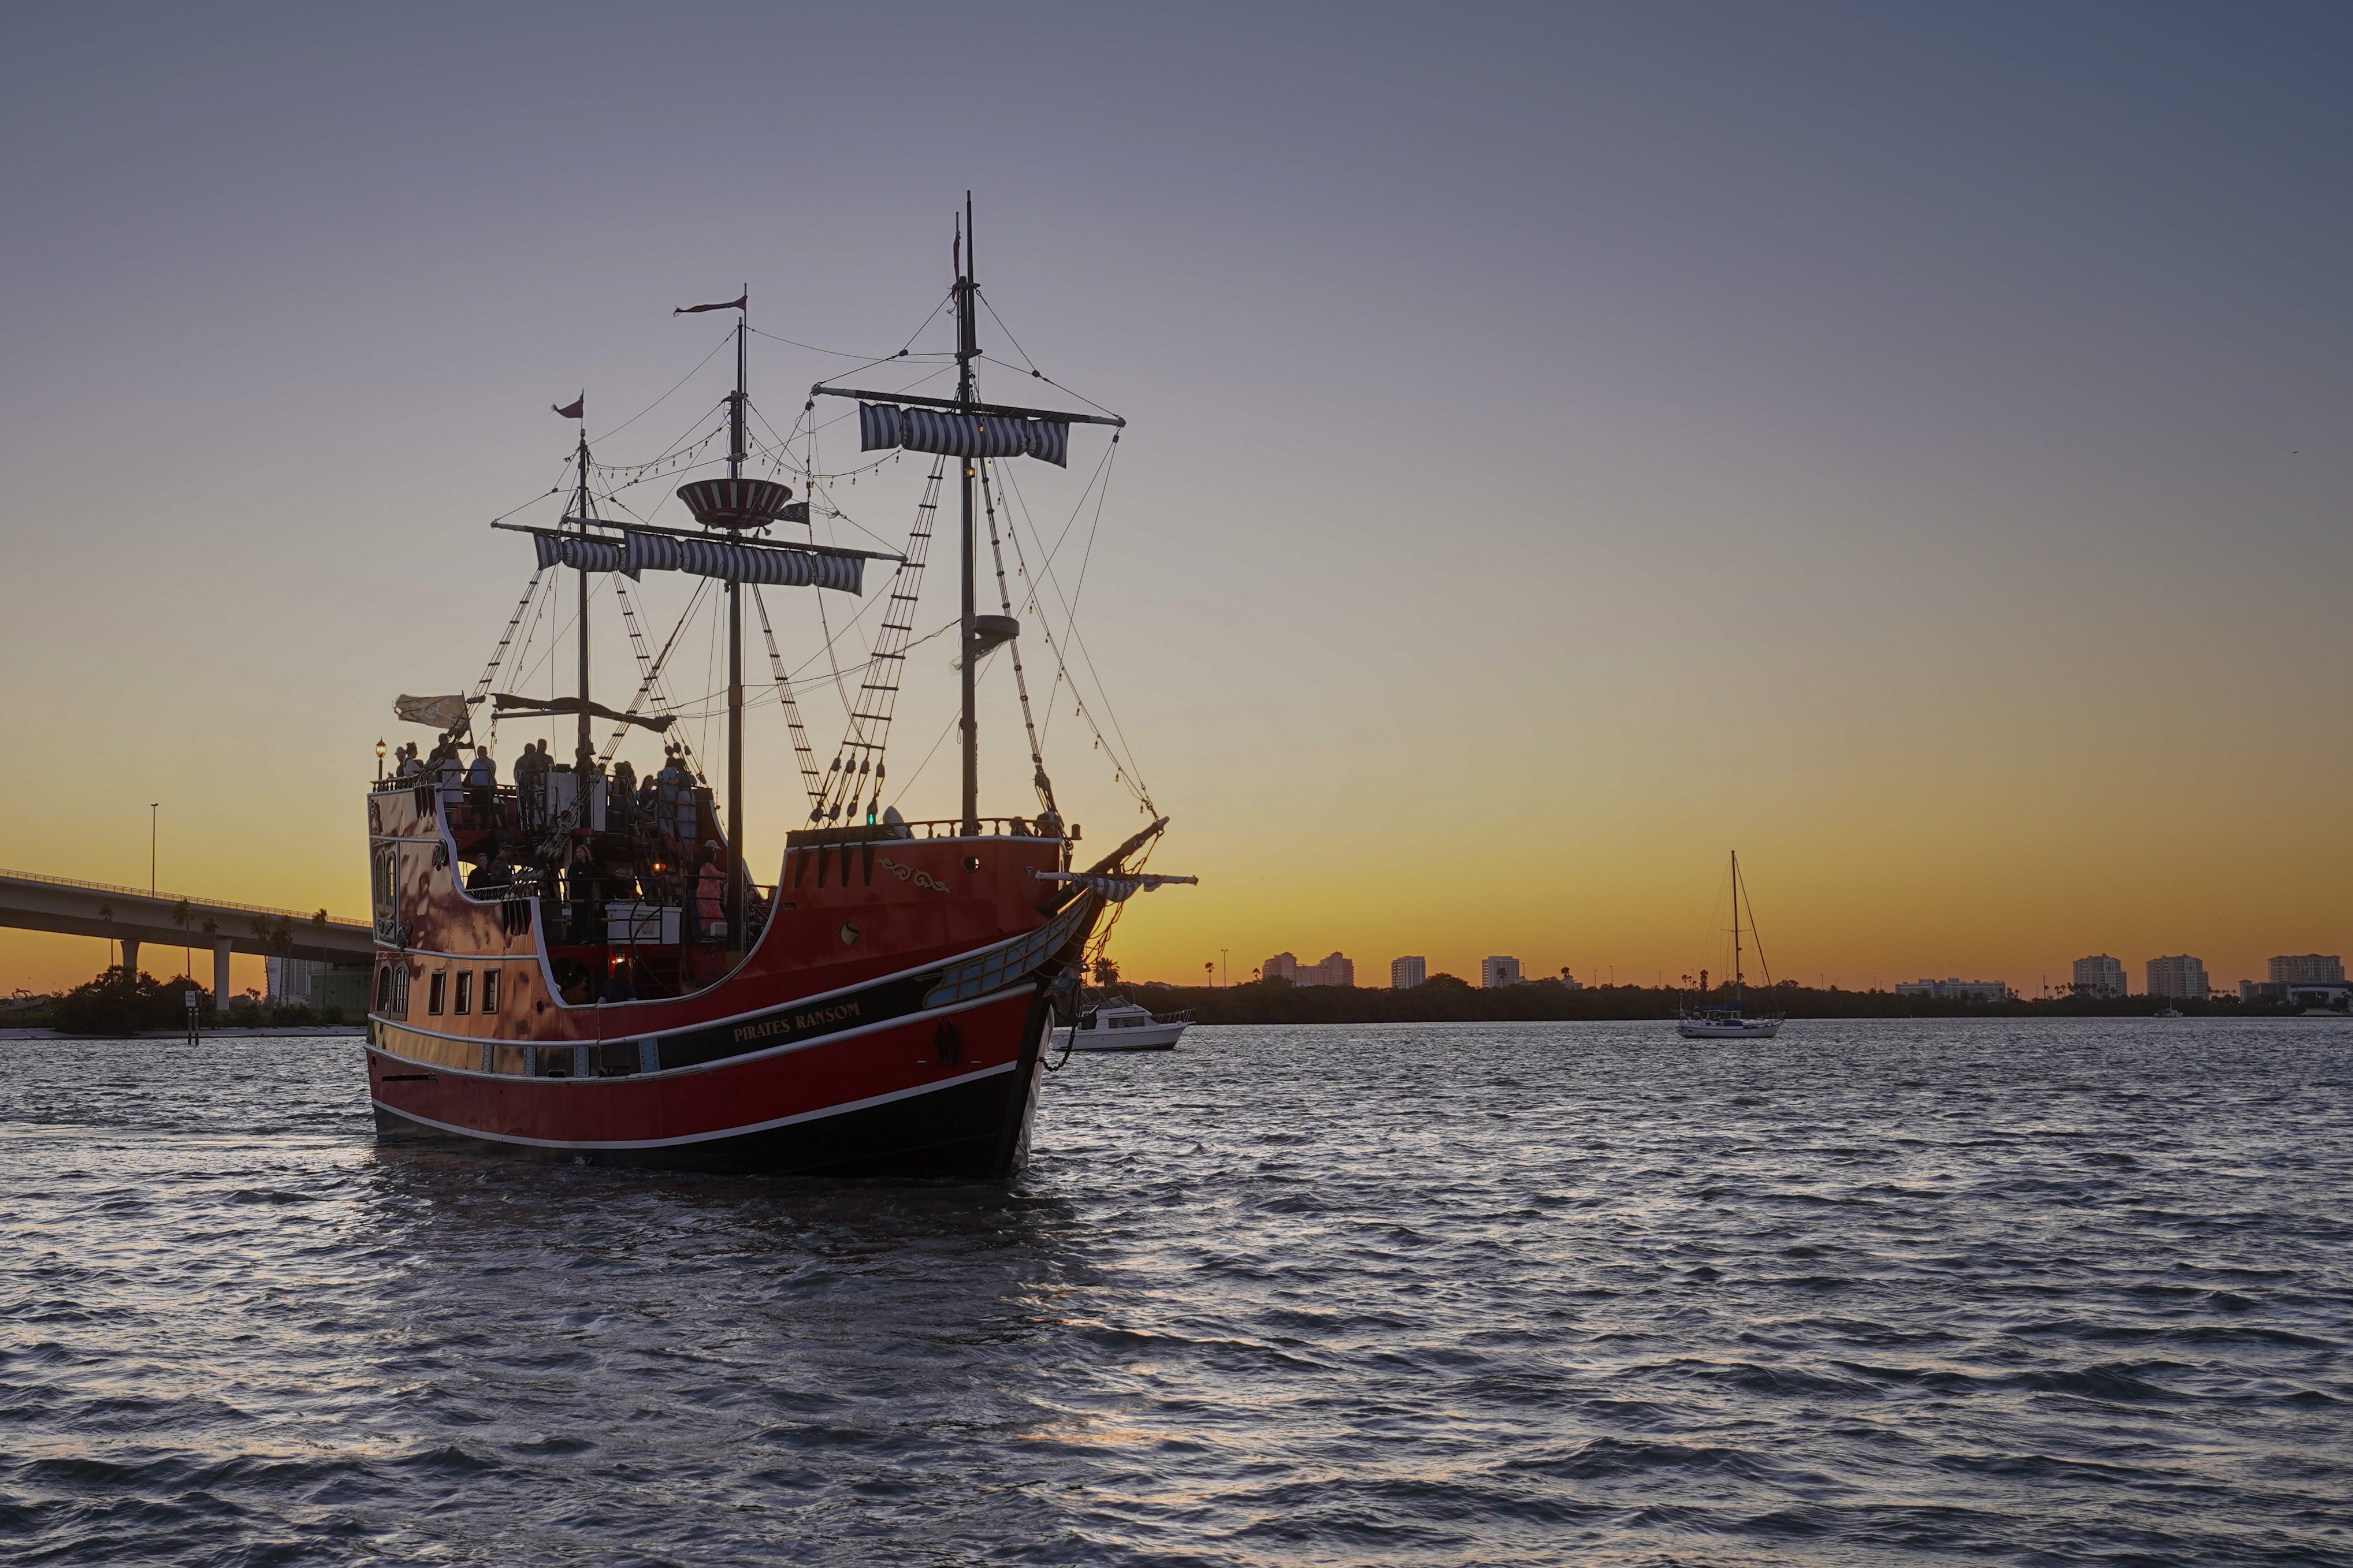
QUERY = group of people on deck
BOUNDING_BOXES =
[414,728,746,960]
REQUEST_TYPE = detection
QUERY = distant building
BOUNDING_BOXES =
[1261,952,1296,983]
[1557,968,1583,990]
[2145,955,2209,1000]
[2072,954,2127,999]
[1390,956,1426,989]
[2270,954,2344,985]
[2251,977,2352,1011]
[1894,977,2010,1001]
[1295,952,1355,988]
[1481,955,1522,989]
[266,956,322,1005]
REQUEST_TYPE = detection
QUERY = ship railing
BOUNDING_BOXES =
[786,817,1075,847]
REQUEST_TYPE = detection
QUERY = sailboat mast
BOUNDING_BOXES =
[1731,850,1743,1010]
[726,304,748,949]
[573,430,592,770]
[956,193,980,837]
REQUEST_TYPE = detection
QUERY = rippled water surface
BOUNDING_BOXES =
[3,1020,2351,1565]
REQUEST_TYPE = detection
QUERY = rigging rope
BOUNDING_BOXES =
[816,460,945,824]
[752,584,826,812]
[979,461,1057,818]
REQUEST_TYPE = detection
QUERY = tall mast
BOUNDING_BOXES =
[573,429,592,770]
[726,300,747,949]
[1731,850,1743,1011]
[956,193,980,837]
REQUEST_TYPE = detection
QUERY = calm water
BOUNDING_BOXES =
[2,1020,2349,1566]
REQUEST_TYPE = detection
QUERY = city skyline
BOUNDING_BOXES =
[3,8,2350,995]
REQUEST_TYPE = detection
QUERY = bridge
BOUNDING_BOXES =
[0,868,374,1003]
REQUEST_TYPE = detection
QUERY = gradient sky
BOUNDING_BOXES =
[2,3,2348,996]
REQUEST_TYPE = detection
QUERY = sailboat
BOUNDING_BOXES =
[360,201,1192,1176]
[1675,851,1785,1040]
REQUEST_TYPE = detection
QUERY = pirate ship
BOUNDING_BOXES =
[362,203,1189,1175]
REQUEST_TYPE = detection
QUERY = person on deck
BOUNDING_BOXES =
[395,743,422,780]
[609,759,637,832]
[511,743,538,830]
[692,844,725,943]
[464,746,497,825]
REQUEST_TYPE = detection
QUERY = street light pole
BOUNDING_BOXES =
[149,803,158,896]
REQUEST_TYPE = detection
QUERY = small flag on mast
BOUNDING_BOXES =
[553,394,584,419]
[675,293,748,315]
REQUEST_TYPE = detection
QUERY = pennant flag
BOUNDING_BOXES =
[675,293,748,315]
[553,394,584,419]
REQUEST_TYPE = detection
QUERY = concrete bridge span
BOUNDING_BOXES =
[0,868,374,1003]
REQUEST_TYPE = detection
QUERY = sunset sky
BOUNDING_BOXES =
[2,4,2347,997]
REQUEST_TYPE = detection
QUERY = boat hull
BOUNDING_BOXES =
[367,988,1054,1177]
[1675,1018,1783,1038]
[1058,1020,1186,1052]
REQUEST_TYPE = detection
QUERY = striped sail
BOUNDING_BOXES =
[622,530,863,594]
[534,534,626,573]
[859,403,1070,467]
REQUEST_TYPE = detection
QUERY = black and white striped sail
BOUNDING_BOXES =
[623,529,863,593]
[860,403,1069,467]
[533,534,626,574]
[531,530,862,594]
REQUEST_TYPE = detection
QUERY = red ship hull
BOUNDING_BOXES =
[362,781,1102,1178]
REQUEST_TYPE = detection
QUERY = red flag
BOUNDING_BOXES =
[674,293,747,315]
[553,395,583,419]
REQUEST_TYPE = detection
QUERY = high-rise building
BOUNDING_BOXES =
[266,956,322,1005]
[2270,954,2345,985]
[1261,952,1296,983]
[2072,955,2127,999]
[1481,955,1522,989]
[1894,977,2009,1001]
[1390,955,1426,989]
[1295,952,1355,988]
[2145,955,2209,1000]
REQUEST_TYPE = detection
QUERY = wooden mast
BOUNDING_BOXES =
[726,301,748,949]
[956,193,980,837]
[573,429,593,772]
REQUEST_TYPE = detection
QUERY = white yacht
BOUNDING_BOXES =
[1059,997,1189,1052]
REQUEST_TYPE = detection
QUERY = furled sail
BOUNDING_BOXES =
[1031,870,1200,903]
[860,403,1069,467]
[622,529,863,594]
[533,534,625,573]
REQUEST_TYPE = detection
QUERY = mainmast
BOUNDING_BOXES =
[573,429,593,770]
[1731,850,1744,1012]
[726,298,748,949]
[955,193,980,837]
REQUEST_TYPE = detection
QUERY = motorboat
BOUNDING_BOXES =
[1058,997,1189,1052]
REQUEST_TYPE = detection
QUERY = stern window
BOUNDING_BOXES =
[453,971,472,1014]
[427,971,447,1016]
[481,969,500,1014]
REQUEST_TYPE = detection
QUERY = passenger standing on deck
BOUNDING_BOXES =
[464,746,497,826]
[693,843,725,943]
[609,759,637,832]
[511,743,534,829]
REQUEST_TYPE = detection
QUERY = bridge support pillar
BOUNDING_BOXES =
[213,938,233,1006]
[120,937,140,977]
